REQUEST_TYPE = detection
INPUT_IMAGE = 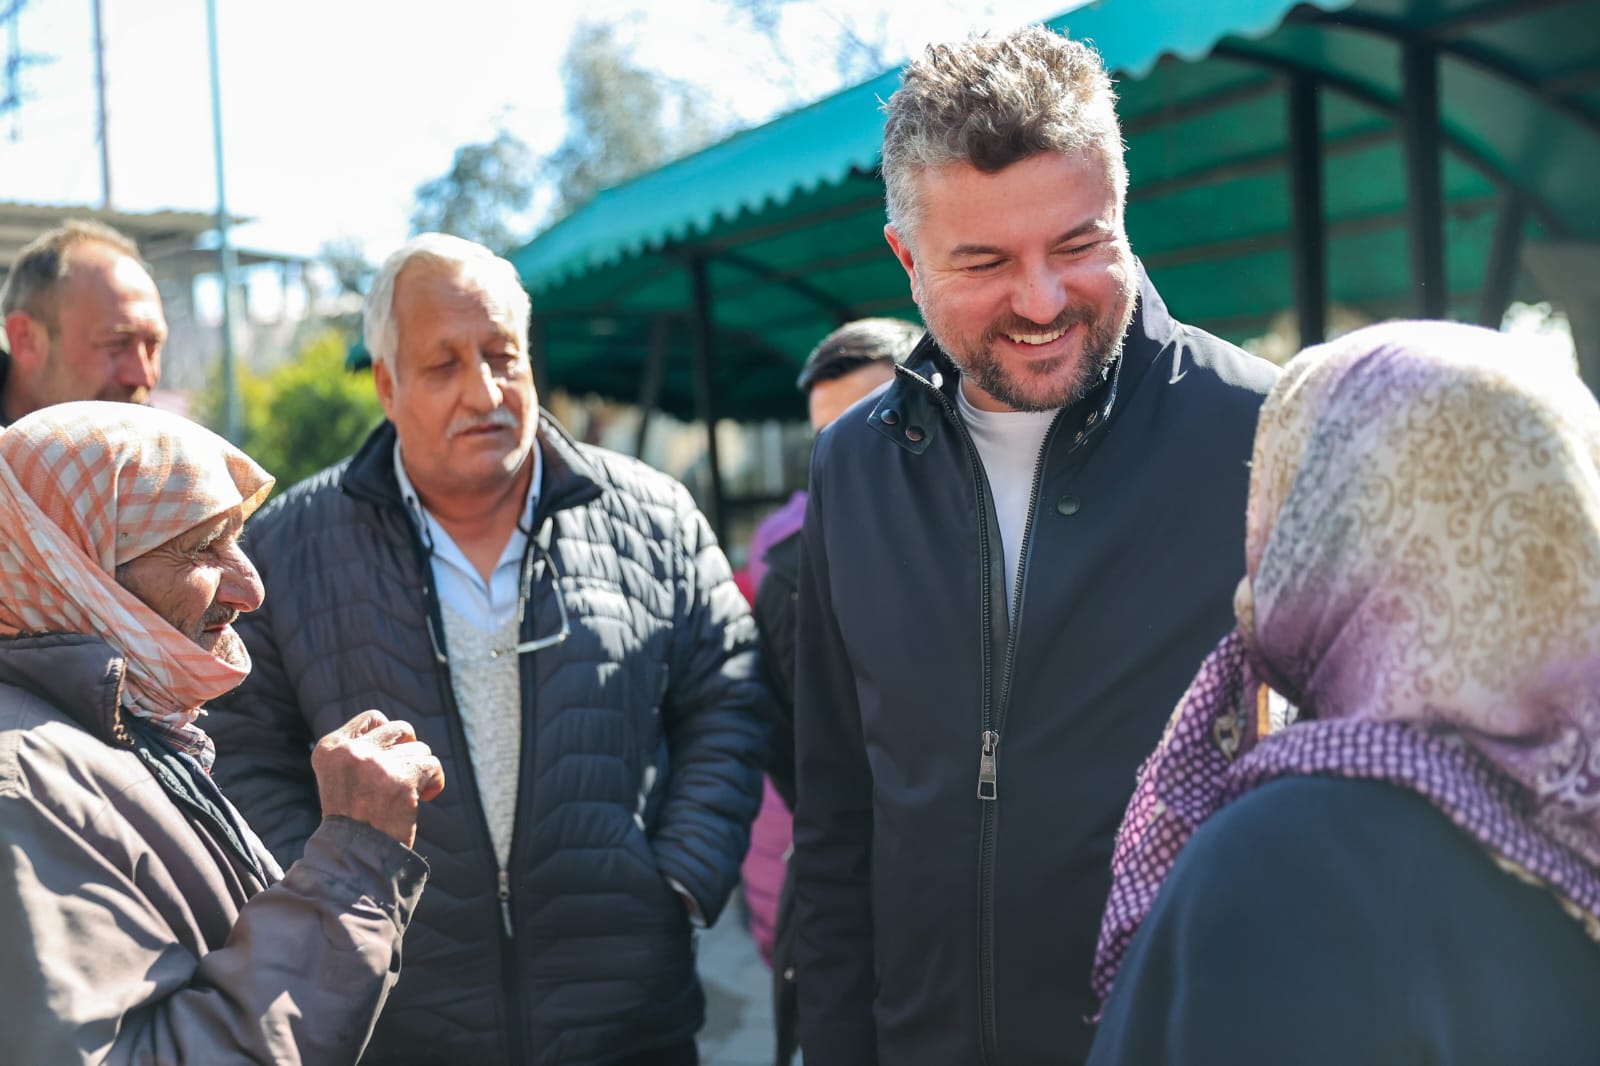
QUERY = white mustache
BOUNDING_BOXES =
[448,408,519,438]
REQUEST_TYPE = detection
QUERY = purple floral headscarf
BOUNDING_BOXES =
[1092,321,1600,1007]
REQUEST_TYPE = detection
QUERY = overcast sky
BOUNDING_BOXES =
[2,0,1067,262]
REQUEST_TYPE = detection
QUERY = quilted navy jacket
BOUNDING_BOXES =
[208,415,769,1065]
[794,266,1279,1066]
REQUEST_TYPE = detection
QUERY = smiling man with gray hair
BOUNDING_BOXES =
[207,233,769,1065]
[792,26,1278,1066]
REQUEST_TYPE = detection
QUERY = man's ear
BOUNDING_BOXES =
[372,358,396,421]
[884,224,921,306]
[3,311,47,372]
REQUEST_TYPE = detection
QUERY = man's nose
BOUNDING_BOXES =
[117,341,160,389]
[462,359,504,409]
[218,548,266,614]
[1009,259,1069,326]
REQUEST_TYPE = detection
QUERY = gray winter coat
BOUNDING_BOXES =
[0,632,427,1065]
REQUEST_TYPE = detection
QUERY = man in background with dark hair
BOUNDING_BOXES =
[745,317,923,1065]
[0,220,166,426]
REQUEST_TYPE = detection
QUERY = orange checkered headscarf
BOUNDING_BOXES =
[0,402,274,726]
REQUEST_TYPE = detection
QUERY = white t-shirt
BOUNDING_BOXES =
[955,386,1060,621]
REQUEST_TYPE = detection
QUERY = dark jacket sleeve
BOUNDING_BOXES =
[648,481,770,926]
[207,516,322,869]
[793,449,879,1066]
[753,531,800,810]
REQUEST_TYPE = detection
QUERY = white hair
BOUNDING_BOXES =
[363,233,532,369]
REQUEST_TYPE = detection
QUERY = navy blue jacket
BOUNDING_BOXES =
[794,267,1278,1066]
[208,416,768,1065]
[1089,777,1600,1064]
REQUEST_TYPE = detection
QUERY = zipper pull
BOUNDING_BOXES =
[497,869,515,939]
[977,730,1000,801]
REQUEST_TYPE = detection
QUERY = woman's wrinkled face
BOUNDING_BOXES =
[115,505,264,669]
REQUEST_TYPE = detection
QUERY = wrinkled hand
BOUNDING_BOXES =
[312,710,446,848]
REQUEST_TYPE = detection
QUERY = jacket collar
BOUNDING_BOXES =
[340,411,605,524]
[0,632,129,744]
[867,258,1172,455]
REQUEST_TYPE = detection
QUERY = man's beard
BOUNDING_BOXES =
[99,384,152,405]
[203,627,250,670]
[924,272,1137,413]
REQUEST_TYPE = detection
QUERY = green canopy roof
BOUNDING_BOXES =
[510,0,1600,422]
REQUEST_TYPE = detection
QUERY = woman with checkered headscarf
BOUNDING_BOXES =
[0,401,442,1065]
[0,401,273,767]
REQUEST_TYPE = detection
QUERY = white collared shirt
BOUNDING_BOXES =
[392,440,543,633]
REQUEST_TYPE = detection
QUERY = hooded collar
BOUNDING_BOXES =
[0,632,130,744]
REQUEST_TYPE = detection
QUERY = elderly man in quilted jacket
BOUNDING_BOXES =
[207,233,769,1066]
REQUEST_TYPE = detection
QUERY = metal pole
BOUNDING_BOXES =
[528,314,550,402]
[5,5,21,136]
[204,0,242,442]
[1287,73,1327,346]
[1401,40,1447,319]
[634,315,669,459]
[687,255,725,542]
[1476,193,1526,328]
[90,0,111,208]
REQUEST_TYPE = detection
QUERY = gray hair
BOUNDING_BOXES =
[363,233,531,370]
[881,25,1128,245]
[0,220,145,329]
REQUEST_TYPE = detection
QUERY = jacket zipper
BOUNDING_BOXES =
[978,411,1066,1064]
[910,376,1000,1065]
[497,869,514,937]
[994,412,1067,736]
[912,370,1067,1066]
[411,522,530,1066]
